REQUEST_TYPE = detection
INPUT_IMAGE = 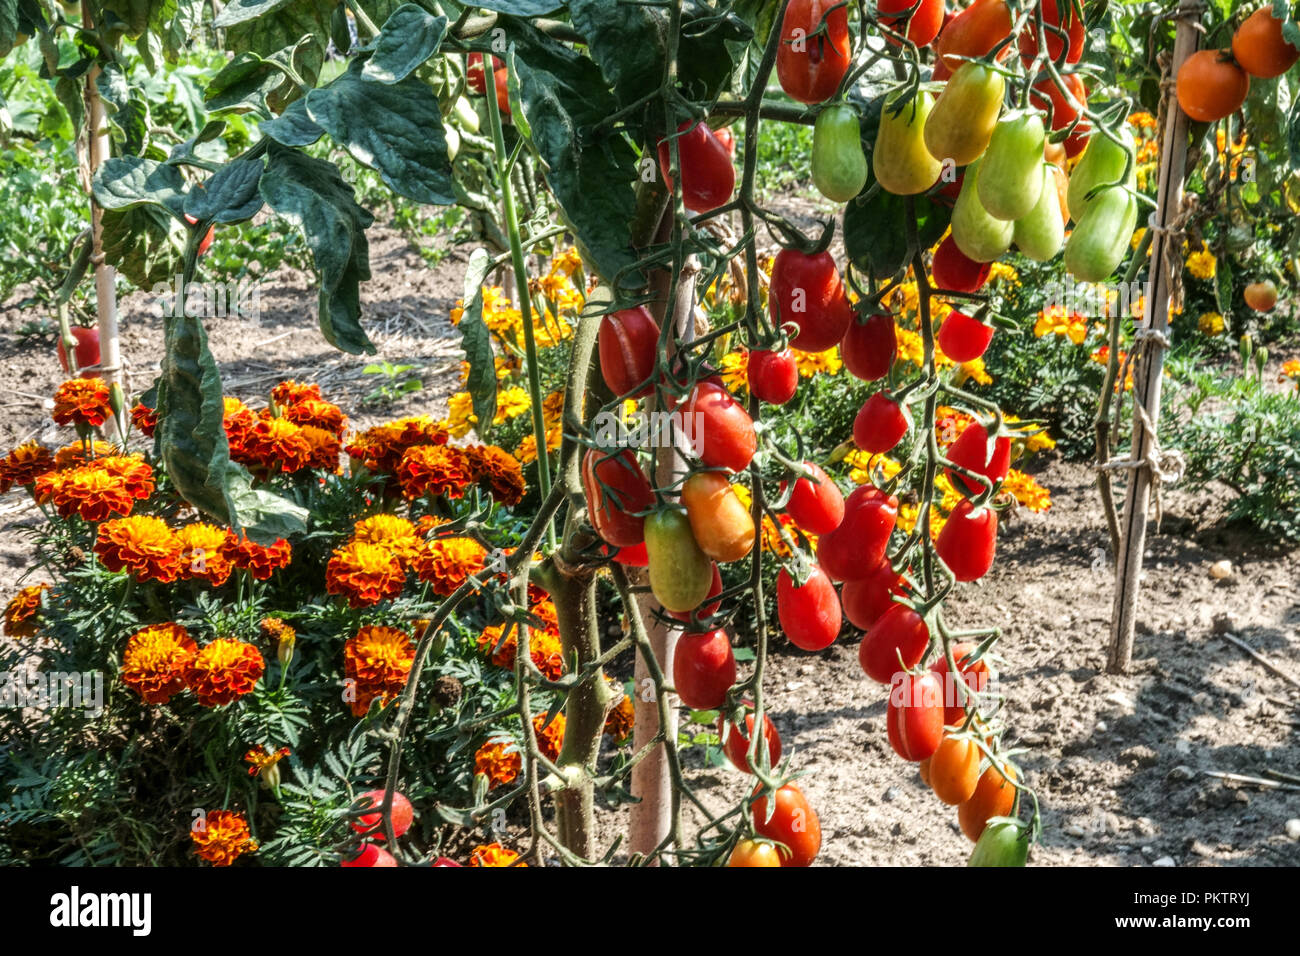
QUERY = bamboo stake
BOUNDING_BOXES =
[1108,4,1200,673]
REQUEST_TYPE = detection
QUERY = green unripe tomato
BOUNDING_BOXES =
[968,821,1030,867]
[1066,126,1136,222]
[951,159,1014,263]
[977,111,1046,221]
[1013,163,1065,262]
[644,509,712,613]
[1064,185,1139,282]
[812,103,869,202]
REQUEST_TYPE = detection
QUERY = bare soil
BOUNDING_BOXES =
[3,222,1298,867]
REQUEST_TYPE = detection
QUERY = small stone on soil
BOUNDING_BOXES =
[1153,855,1177,867]
[1285,819,1300,841]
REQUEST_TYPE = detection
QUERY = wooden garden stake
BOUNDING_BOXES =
[1108,3,1200,673]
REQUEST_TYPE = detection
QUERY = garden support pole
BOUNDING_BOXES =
[81,2,123,419]
[1108,7,1199,673]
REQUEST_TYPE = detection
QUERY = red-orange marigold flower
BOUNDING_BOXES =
[177,523,236,586]
[464,444,527,506]
[34,455,154,522]
[121,623,199,704]
[533,712,566,762]
[235,416,313,474]
[0,441,54,492]
[191,809,258,866]
[396,444,472,500]
[604,687,635,744]
[130,403,159,437]
[468,843,525,867]
[95,515,184,583]
[299,425,341,472]
[345,416,449,474]
[474,739,521,790]
[223,534,292,580]
[413,537,486,595]
[53,440,116,469]
[282,396,347,439]
[244,744,291,777]
[326,541,406,607]
[343,624,414,717]
[3,584,51,638]
[185,637,265,707]
[53,377,112,427]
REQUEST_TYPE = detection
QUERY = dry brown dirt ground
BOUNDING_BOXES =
[2,223,1298,867]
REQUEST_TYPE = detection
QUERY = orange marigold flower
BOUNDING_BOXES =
[185,638,265,707]
[299,425,342,472]
[0,441,55,492]
[53,377,112,427]
[468,842,525,867]
[244,744,291,777]
[326,541,406,607]
[464,444,527,506]
[130,402,159,437]
[396,444,472,500]
[95,515,184,583]
[345,416,449,474]
[177,523,236,585]
[343,624,414,717]
[53,440,116,469]
[224,534,292,580]
[270,380,323,406]
[474,739,521,790]
[283,397,347,439]
[415,514,448,537]
[34,455,154,522]
[223,396,258,444]
[191,809,258,867]
[3,583,51,638]
[121,622,198,704]
[352,514,422,564]
[475,617,565,680]
[604,686,635,744]
[235,416,313,474]
[413,537,486,595]
[533,712,566,762]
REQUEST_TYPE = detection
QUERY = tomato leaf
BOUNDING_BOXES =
[471,0,564,14]
[92,156,189,219]
[100,206,178,289]
[225,0,331,97]
[213,0,297,28]
[1214,252,1233,316]
[184,158,266,224]
[306,59,454,206]
[259,99,325,146]
[457,247,498,437]
[258,143,376,354]
[0,0,19,59]
[362,5,447,84]
[225,464,309,543]
[568,0,665,107]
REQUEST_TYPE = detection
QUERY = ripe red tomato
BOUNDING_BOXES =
[613,540,649,567]
[657,121,736,213]
[713,125,737,158]
[1232,7,1300,78]
[958,760,1018,841]
[1176,49,1250,123]
[466,53,497,94]
[1018,0,1085,65]
[727,839,782,867]
[936,0,1013,72]
[198,225,215,257]
[859,602,929,684]
[931,640,992,725]
[937,310,994,362]
[929,734,981,804]
[935,499,997,582]
[886,671,945,761]
[853,392,908,454]
[57,326,101,376]
[776,0,852,104]
[1030,71,1087,132]
[840,313,897,382]
[598,306,659,398]
[669,561,723,624]
[778,565,842,651]
[353,789,414,840]
[341,843,398,867]
[840,557,906,629]
[878,0,944,47]
[751,783,822,866]
[718,707,782,773]
[817,485,899,582]
[931,235,993,293]
[672,628,737,709]
[582,448,655,548]
[944,421,1010,495]
[747,347,799,405]
[769,248,855,353]
[677,381,757,473]
[493,67,511,117]
[781,461,845,535]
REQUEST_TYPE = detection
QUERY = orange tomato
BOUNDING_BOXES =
[727,839,782,867]
[681,471,755,563]
[1232,7,1300,78]
[958,759,1019,842]
[936,0,1014,72]
[1176,49,1249,123]
[929,735,981,805]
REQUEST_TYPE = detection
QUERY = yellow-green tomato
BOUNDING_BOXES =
[977,111,1046,221]
[924,61,1005,167]
[644,509,713,613]
[1064,185,1139,282]
[951,159,1014,263]
[873,89,944,196]
[1013,163,1065,262]
[812,103,869,202]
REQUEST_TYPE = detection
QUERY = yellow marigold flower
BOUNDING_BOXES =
[1003,414,1056,452]
[95,515,184,583]
[52,377,112,428]
[121,622,198,704]
[326,541,406,607]
[352,514,421,564]
[1131,227,1147,251]
[413,537,486,596]
[719,351,749,393]
[3,583,50,638]
[844,451,902,488]
[445,391,475,438]
[986,261,1019,286]
[514,418,562,465]
[1129,111,1156,130]
[1001,468,1052,512]
[176,523,236,586]
[551,246,583,277]
[474,739,521,790]
[954,358,992,386]
[1281,358,1300,381]
[1034,305,1089,344]
[396,444,472,500]
[344,624,414,717]
[191,809,257,867]
[0,441,55,492]
[299,425,342,472]
[1185,242,1217,281]
[469,842,525,867]
[895,326,925,367]
[244,745,291,786]
[1198,311,1225,336]
[495,386,532,423]
[533,711,566,762]
[186,638,265,707]
[522,310,574,349]
[794,346,842,377]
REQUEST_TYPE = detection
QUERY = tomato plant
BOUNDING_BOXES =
[776,0,852,104]
[751,783,822,867]
[673,628,737,710]
[769,248,855,352]
[777,564,842,652]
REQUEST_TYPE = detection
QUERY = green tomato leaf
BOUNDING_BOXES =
[259,99,325,146]
[362,5,447,84]
[213,0,297,28]
[100,205,179,289]
[306,58,454,206]
[458,247,497,436]
[185,158,267,224]
[568,0,665,107]
[204,51,285,115]
[0,0,18,58]
[225,0,332,98]
[470,0,563,13]
[92,156,189,219]
[225,463,309,543]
